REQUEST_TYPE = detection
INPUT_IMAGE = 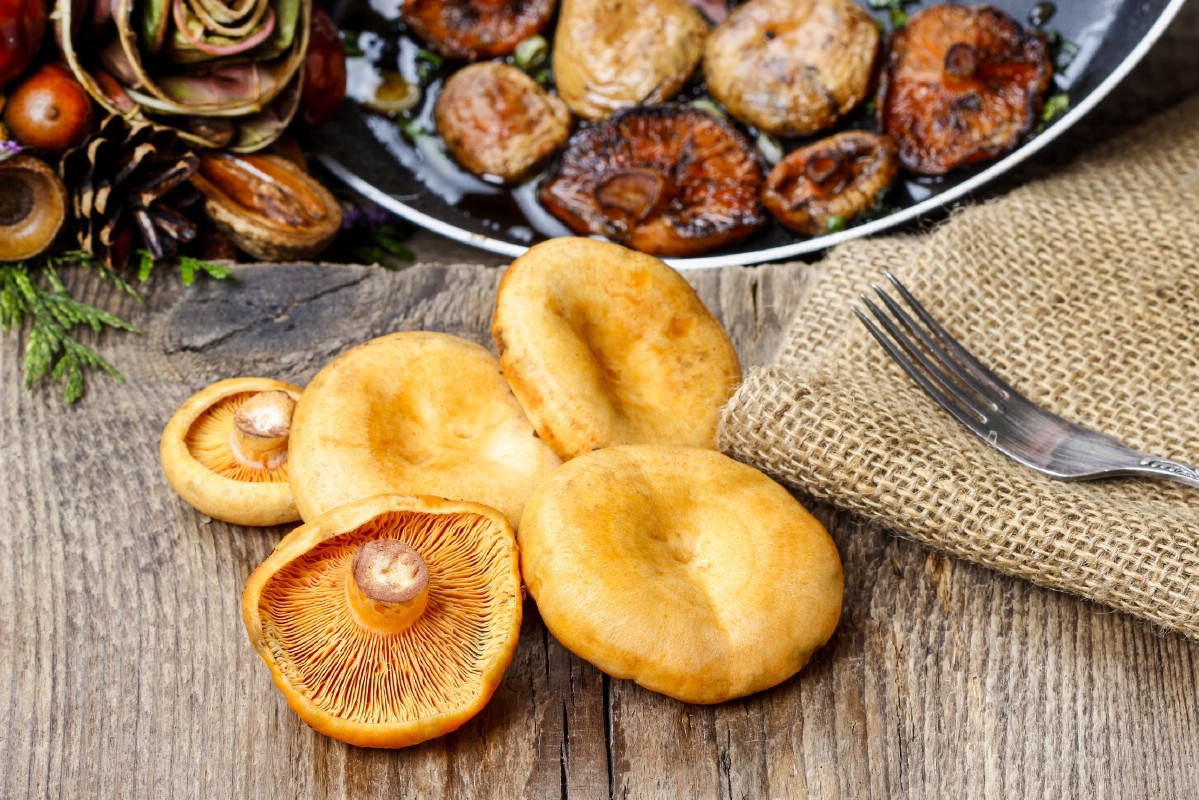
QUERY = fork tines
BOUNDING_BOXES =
[852,272,1014,429]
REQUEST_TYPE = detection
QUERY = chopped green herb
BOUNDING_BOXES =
[513,35,548,70]
[341,31,365,58]
[688,99,728,121]
[416,49,444,82]
[1040,93,1070,128]
[869,0,918,29]
[826,216,848,234]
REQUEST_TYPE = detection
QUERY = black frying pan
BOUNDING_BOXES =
[309,0,1187,268]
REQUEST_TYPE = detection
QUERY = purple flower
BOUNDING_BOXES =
[0,140,22,162]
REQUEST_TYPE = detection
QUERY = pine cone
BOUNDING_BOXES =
[60,115,202,268]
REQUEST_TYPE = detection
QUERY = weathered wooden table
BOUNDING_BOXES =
[4,7,1199,798]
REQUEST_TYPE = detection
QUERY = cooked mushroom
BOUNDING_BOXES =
[160,377,304,526]
[0,155,67,262]
[403,0,557,60]
[704,0,879,138]
[492,237,741,459]
[287,331,562,526]
[190,152,342,261]
[242,494,522,748]
[552,0,707,121]
[539,105,766,257]
[880,4,1052,176]
[433,62,571,185]
[762,130,898,235]
[518,445,843,704]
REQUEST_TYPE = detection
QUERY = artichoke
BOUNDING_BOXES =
[56,0,309,152]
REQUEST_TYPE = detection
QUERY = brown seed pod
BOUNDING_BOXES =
[880,4,1053,176]
[190,152,342,261]
[433,62,571,184]
[403,0,557,60]
[762,130,898,236]
[703,0,880,138]
[539,104,766,257]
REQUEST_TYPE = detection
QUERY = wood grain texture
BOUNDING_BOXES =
[3,6,1199,799]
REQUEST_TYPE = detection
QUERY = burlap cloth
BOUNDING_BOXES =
[718,94,1199,638]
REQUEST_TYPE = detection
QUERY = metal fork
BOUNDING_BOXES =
[853,272,1199,488]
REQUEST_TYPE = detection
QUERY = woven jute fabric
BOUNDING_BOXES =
[718,95,1199,638]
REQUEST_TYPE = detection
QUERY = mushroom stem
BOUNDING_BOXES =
[230,390,296,471]
[943,43,979,81]
[347,539,431,635]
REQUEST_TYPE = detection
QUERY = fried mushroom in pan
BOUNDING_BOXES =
[704,0,880,138]
[552,0,708,121]
[880,4,1052,176]
[492,237,741,460]
[403,0,557,60]
[539,105,765,257]
[762,130,898,236]
[434,62,572,184]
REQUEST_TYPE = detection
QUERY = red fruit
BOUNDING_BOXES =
[4,63,94,152]
[0,0,46,87]
[299,6,346,128]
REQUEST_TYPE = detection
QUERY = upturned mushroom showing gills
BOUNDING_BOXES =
[491,237,741,459]
[762,130,898,236]
[287,331,562,527]
[0,154,67,262]
[518,445,843,704]
[880,4,1052,176]
[539,105,766,257]
[242,494,523,748]
[704,0,879,138]
[433,62,572,185]
[552,0,707,121]
[160,377,304,526]
[403,0,557,60]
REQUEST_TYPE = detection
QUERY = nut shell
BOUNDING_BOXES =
[0,154,67,262]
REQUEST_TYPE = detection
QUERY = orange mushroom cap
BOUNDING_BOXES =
[518,445,843,704]
[242,494,523,748]
[160,377,303,526]
[492,238,742,460]
[287,331,561,526]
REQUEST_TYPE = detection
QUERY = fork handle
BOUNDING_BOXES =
[1131,457,1199,488]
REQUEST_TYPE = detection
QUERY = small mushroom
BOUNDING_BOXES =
[880,4,1053,176]
[539,104,766,257]
[433,62,572,185]
[287,331,562,526]
[160,377,304,526]
[242,493,523,748]
[492,237,741,459]
[518,445,843,704]
[704,0,880,137]
[403,0,557,60]
[0,154,67,262]
[190,152,343,261]
[762,130,898,235]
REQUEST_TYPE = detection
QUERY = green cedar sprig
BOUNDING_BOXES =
[1,250,231,404]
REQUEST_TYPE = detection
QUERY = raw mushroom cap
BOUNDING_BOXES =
[242,494,523,748]
[518,445,843,704]
[160,377,303,526]
[287,331,562,525]
[491,238,742,460]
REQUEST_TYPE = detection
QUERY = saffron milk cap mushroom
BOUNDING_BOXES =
[287,331,562,525]
[242,494,523,748]
[518,445,843,704]
[160,377,303,526]
[491,238,742,460]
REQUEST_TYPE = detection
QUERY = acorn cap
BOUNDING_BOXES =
[160,377,303,526]
[242,493,523,748]
[288,331,562,526]
[491,237,742,460]
[0,155,67,262]
[518,445,844,704]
